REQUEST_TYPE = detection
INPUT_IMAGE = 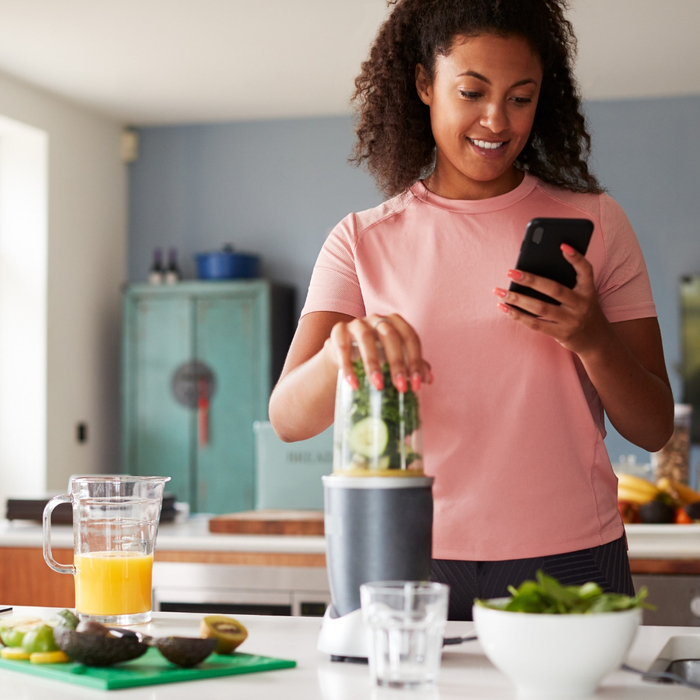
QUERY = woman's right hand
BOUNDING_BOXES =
[323,313,432,394]
[270,311,432,442]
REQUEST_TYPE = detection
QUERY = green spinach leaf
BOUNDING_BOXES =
[476,570,654,614]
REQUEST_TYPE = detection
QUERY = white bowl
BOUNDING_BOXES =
[472,600,642,699]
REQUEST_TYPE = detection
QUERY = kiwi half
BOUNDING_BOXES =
[199,615,248,654]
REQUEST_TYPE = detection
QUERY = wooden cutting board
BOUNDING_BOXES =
[208,510,324,536]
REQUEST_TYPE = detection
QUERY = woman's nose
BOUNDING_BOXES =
[480,101,509,134]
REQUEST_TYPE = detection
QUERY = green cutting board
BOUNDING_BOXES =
[0,647,296,690]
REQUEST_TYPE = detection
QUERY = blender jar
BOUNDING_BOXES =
[333,343,422,474]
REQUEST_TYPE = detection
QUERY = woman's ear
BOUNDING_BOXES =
[415,64,433,106]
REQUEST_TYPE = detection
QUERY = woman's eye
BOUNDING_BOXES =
[459,90,482,99]
[511,96,533,105]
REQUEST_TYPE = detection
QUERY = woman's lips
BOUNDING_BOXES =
[467,137,509,159]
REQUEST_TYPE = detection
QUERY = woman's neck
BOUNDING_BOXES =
[423,166,525,201]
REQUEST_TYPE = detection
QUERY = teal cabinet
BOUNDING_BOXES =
[121,280,295,514]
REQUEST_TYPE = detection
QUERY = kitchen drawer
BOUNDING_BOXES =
[154,587,295,616]
[152,561,330,617]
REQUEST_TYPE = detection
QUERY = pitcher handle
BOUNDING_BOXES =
[43,495,75,575]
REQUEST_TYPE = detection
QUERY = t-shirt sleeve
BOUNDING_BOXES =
[300,213,366,319]
[596,194,657,323]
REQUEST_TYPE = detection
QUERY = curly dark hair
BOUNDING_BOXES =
[350,0,603,197]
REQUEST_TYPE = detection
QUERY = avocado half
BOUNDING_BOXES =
[53,626,149,666]
[153,637,217,667]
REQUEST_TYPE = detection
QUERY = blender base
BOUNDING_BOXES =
[318,606,369,662]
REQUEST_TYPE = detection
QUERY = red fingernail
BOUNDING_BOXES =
[493,287,507,298]
[347,373,359,391]
[507,269,523,280]
[410,373,421,392]
[561,243,575,256]
[371,371,384,390]
[395,374,407,393]
[498,303,510,314]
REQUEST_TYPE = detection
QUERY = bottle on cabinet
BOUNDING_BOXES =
[165,248,181,284]
[148,248,164,285]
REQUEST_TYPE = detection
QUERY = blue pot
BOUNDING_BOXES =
[195,250,260,280]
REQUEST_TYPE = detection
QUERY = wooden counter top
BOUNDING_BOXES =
[4,518,700,558]
[3,518,700,609]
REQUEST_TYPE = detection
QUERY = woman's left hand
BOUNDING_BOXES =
[494,243,674,451]
[492,243,610,356]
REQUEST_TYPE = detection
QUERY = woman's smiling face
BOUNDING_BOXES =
[416,33,543,200]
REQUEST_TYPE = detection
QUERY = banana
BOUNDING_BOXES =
[657,477,700,505]
[617,485,657,505]
[617,473,660,499]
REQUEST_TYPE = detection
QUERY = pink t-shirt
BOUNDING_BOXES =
[301,174,656,561]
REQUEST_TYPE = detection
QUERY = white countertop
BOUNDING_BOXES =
[0,606,697,699]
[3,517,700,559]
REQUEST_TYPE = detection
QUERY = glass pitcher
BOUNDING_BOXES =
[333,343,423,475]
[43,475,170,625]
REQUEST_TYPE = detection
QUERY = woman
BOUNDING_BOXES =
[269,0,674,620]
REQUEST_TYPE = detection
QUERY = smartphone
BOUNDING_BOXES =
[508,217,594,315]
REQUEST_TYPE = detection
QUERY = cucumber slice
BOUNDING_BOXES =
[348,417,389,458]
[376,455,391,470]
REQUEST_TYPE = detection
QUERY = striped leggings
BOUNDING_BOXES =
[431,535,634,621]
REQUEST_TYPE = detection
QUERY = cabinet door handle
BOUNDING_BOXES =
[198,378,209,447]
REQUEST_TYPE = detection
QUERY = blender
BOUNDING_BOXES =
[318,346,434,661]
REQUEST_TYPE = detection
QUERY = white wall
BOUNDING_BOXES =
[0,115,48,506]
[0,69,127,498]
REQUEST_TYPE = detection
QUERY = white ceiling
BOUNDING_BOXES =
[0,0,698,126]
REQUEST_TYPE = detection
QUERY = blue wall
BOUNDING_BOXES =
[128,116,382,305]
[128,96,700,473]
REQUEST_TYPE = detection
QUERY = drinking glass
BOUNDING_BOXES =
[360,581,449,688]
[43,475,170,625]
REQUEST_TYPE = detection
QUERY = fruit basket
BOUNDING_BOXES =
[617,472,700,524]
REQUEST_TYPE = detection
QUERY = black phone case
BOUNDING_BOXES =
[508,217,594,314]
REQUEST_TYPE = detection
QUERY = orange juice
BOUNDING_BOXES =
[74,551,153,616]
